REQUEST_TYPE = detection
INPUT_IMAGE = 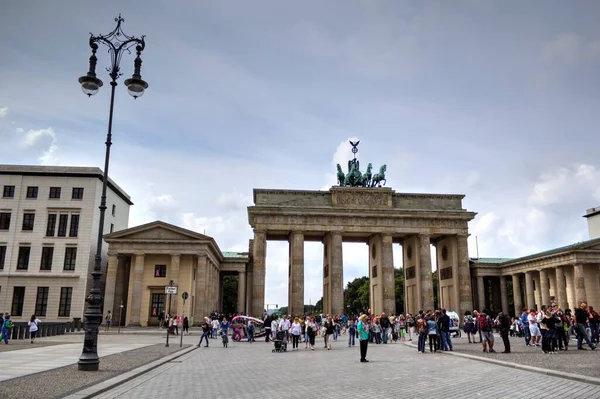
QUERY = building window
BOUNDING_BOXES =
[440,267,453,280]
[11,286,25,316]
[46,214,57,236]
[35,287,49,317]
[26,186,38,199]
[58,287,73,317]
[154,264,167,277]
[0,212,10,230]
[49,187,61,199]
[22,213,35,230]
[57,214,68,237]
[72,187,84,200]
[64,247,77,270]
[0,245,6,270]
[17,246,31,270]
[110,223,114,233]
[3,185,15,198]
[40,246,54,270]
[406,266,416,280]
[69,214,79,237]
[112,204,116,216]
[323,264,329,278]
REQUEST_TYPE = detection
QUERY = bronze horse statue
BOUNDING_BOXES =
[371,164,387,187]
[336,164,345,186]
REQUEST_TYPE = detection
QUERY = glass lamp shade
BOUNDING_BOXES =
[124,77,148,99]
[78,75,103,97]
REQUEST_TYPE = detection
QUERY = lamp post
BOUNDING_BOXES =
[166,280,174,347]
[77,15,148,372]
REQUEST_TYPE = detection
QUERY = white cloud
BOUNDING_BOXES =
[17,127,59,165]
[540,33,600,66]
[0,107,8,118]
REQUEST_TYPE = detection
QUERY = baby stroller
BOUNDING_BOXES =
[272,331,287,353]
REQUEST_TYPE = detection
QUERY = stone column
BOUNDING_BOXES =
[574,264,587,305]
[512,274,523,316]
[456,235,473,317]
[193,256,207,325]
[555,266,568,309]
[237,271,246,314]
[103,254,119,317]
[419,235,434,311]
[288,231,304,318]
[525,271,535,309]
[170,253,181,314]
[251,231,267,316]
[500,276,509,314]
[381,234,395,315]
[206,261,213,314]
[129,253,145,326]
[477,276,485,310]
[330,232,344,316]
[539,269,550,307]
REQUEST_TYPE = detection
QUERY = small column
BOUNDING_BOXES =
[500,276,509,314]
[512,274,523,316]
[555,266,568,309]
[237,271,246,314]
[574,264,587,305]
[330,232,344,316]
[456,235,473,317]
[525,271,535,309]
[205,261,213,314]
[477,276,485,310]
[170,253,181,314]
[381,234,395,315]
[419,235,434,311]
[288,231,304,318]
[251,231,267,317]
[129,253,145,326]
[103,254,119,318]
[193,256,207,325]
[539,269,550,307]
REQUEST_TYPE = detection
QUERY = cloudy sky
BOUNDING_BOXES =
[1,1,599,307]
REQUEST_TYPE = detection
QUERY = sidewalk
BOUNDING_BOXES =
[0,334,158,382]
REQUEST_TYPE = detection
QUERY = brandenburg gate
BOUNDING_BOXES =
[247,141,477,317]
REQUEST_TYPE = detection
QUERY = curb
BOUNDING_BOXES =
[63,345,197,399]
[401,341,600,386]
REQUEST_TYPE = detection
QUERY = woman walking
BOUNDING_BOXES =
[306,316,316,350]
[463,311,476,343]
[427,314,439,353]
[290,317,302,350]
[28,315,41,344]
[324,316,335,350]
[357,314,369,362]
[182,316,189,335]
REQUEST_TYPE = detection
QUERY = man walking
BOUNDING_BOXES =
[497,311,511,353]
[380,313,391,344]
[197,317,211,347]
[439,309,452,351]
[574,302,596,350]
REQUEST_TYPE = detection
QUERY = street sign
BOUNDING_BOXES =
[165,286,177,294]
[182,291,188,300]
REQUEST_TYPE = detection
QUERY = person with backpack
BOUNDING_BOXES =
[478,309,496,353]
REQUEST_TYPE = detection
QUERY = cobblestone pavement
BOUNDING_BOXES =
[96,337,600,398]
[446,334,600,378]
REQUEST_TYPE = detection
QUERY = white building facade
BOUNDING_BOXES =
[0,165,131,322]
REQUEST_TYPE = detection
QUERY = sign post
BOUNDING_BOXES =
[165,280,176,347]
[180,291,188,348]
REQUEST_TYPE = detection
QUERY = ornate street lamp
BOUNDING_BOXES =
[77,14,148,372]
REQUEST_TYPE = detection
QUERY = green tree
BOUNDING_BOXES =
[344,276,370,315]
[221,275,238,315]
[278,306,288,315]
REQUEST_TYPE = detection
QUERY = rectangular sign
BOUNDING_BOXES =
[165,286,177,294]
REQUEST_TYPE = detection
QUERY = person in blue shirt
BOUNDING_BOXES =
[520,309,531,346]
[220,317,230,348]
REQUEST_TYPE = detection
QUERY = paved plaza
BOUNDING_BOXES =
[94,337,600,398]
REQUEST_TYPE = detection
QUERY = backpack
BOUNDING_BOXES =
[479,315,493,332]
[247,323,254,332]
